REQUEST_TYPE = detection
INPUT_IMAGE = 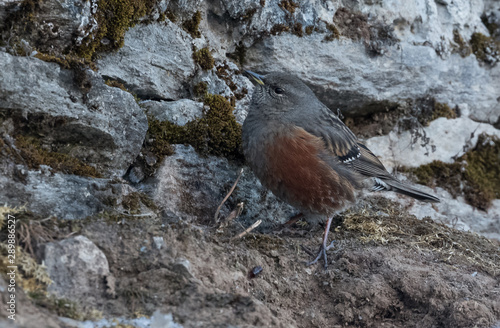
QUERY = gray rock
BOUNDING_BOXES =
[0,162,132,220]
[141,99,204,126]
[363,115,500,169]
[98,22,196,101]
[0,0,96,54]
[0,52,148,177]
[145,145,295,229]
[43,235,110,302]
[244,34,500,123]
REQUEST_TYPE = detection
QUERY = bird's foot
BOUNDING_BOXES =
[301,240,335,269]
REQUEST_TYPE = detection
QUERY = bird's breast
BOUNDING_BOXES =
[243,123,355,215]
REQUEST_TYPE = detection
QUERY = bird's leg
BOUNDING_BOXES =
[305,216,335,269]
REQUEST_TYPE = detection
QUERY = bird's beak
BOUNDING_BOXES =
[245,70,265,85]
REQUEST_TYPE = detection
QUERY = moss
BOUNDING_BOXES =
[323,23,340,41]
[33,52,96,71]
[122,193,141,214]
[341,200,500,276]
[30,294,102,321]
[105,79,128,92]
[77,0,156,61]
[403,134,500,210]
[227,42,247,66]
[292,22,303,37]
[14,135,102,178]
[182,11,202,38]
[399,97,458,127]
[193,81,208,98]
[215,63,237,91]
[432,102,457,121]
[470,32,500,65]
[241,8,257,21]
[193,47,215,70]
[185,94,242,158]
[452,29,472,58]
[279,0,298,14]
[146,94,242,161]
[0,206,52,297]
[333,8,371,41]
[270,24,290,35]
[165,10,177,22]
[121,191,157,214]
[305,25,314,35]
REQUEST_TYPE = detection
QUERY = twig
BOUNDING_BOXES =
[221,202,244,226]
[214,168,244,223]
[232,219,262,240]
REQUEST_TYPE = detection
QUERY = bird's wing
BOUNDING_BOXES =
[301,109,392,180]
[299,108,440,202]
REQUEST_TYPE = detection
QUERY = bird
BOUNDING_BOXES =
[241,71,440,269]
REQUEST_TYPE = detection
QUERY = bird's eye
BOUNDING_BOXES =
[274,87,284,94]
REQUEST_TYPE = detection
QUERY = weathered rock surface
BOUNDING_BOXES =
[145,145,295,228]
[245,36,500,123]
[0,0,96,54]
[141,99,204,126]
[98,22,196,101]
[0,52,148,177]
[364,115,500,169]
[42,235,110,302]
[1,0,500,327]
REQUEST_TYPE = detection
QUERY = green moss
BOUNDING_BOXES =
[279,0,298,14]
[121,192,158,214]
[193,47,215,70]
[31,295,102,321]
[193,81,208,97]
[323,23,340,42]
[183,11,202,38]
[146,94,242,161]
[105,79,128,92]
[33,52,96,71]
[270,24,290,35]
[292,22,303,37]
[452,29,472,58]
[403,134,500,210]
[431,102,457,121]
[165,10,177,22]
[77,0,156,61]
[185,94,242,158]
[470,32,500,64]
[14,135,102,178]
[227,42,247,66]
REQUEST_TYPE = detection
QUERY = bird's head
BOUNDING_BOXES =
[245,71,318,115]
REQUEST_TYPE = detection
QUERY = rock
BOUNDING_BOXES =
[151,311,184,328]
[144,145,295,229]
[378,185,500,241]
[141,99,204,126]
[0,52,148,177]
[0,0,96,54]
[363,116,500,169]
[0,277,65,328]
[0,160,143,220]
[98,22,196,101]
[43,236,110,303]
[244,34,500,124]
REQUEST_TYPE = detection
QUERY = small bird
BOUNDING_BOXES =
[242,71,440,268]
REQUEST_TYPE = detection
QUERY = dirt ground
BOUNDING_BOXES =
[2,197,499,328]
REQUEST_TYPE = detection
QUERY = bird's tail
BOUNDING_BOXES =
[373,178,440,203]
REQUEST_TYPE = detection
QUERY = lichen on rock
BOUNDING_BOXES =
[403,133,500,210]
